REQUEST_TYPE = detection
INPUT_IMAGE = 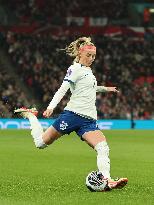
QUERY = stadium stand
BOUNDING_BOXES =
[1,0,127,24]
[4,31,154,119]
[0,0,154,119]
[0,32,34,118]
[0,67,31,118]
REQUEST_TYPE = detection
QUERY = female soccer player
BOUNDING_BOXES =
[15,37,128,191]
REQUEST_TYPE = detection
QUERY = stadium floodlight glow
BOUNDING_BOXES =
[149,8,154,13]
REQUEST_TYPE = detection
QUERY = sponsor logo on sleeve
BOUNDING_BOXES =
[65,69,72,77]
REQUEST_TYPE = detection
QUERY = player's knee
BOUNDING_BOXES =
[34,136,48,149]
[35,142,47,149]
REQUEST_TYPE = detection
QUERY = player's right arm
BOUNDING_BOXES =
[43,66,79,118]
[43,81,70,118]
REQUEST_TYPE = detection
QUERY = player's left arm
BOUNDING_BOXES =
[96,86,119,93]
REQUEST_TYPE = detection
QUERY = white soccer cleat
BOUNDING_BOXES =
[108,177,128,190]
[14,107,38,118]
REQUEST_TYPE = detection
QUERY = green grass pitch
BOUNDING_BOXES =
[0,130,154,205]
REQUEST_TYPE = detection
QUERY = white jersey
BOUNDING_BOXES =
[47,62,108,120]
[64,62,97,119]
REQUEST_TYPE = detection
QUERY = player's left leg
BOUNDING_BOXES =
[82,130,128,189]
[82,130,110,179]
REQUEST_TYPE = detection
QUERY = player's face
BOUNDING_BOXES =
[79,50,96,67]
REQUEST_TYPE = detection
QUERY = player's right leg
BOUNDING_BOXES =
[14,108,61,149]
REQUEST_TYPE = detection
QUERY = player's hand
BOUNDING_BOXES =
[43,109,53,118]
[107,87,119,92]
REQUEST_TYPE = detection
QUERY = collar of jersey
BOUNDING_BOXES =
[74,62,92,71]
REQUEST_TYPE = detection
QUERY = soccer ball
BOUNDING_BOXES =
[85,171,109,192]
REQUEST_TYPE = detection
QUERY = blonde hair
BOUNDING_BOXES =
[62,37,95,62]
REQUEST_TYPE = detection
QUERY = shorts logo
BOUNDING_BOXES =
[60,121,68,130]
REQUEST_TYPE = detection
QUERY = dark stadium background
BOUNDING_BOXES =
[0,1,154,205]
[0,0,154,121]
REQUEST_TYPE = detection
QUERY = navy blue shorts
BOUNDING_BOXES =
[52,110,99,139]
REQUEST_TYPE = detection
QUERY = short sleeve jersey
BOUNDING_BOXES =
[64,62,97,120]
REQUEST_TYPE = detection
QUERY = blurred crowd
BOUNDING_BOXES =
[4,32,154,119]
[0,67,31,118]
[2,0,127,24]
